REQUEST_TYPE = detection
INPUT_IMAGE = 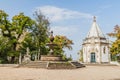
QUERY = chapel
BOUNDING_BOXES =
[82,16,110,63]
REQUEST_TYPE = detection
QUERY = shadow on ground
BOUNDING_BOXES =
[111,79,120,80]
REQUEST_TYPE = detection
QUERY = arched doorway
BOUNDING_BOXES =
[91,52,96,63]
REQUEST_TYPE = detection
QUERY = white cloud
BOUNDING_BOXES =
[35,5,92,22]
[34,6,92,60]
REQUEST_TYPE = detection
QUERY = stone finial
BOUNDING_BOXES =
[93,16,96,22]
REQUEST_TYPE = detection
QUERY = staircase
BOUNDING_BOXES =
[19,61,86,69]
[71,61,85,68]
[20,61,48,68]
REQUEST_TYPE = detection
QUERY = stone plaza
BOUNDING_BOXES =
[0,66,120,80]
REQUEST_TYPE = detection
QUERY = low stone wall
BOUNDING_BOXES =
[0,64,19,67]
[110,61,120,66]
[47,62,75,69]
[41,55,62,61]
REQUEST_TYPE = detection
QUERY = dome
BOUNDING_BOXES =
[86,16,105,38]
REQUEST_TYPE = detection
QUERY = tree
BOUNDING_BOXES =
[0,10,34,63]
[12,13,34,50]
[108,25,120,61]
[78,49,83,62]
[108,25,120,54]
[31,11,50,60]
[0,10,14,63]
[0,36,11,63]
[53,35,73,60]
[108,25,120,39]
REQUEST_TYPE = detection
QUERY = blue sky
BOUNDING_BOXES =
[0,0,120,60]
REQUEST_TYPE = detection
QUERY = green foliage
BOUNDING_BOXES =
[79,49,83,62]
[111,54,117,61]
[53,35,73,55]
[53,35,73,60]
[108,25,120,61]
[0,9,73,63]
[32,11,50,56]
[61,54,73,61]
[110,40,120,55]
[108,25,120,55]
[0,10,34,63]
[7,51,19,57]
[108,25,120,39]
[54,35,73,50]
[0,36,10,63]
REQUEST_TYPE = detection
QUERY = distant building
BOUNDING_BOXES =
[82,16,110,63]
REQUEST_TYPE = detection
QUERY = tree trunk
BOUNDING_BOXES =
[37,48,40,60]
[11,56,15,63]
[19,53,22,64]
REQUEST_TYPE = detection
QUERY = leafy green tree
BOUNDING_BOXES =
[108,25,120,61]
[0,10,14,63]
[78,49,83,62]
[0,10,34,63]
[108,25,120,54]
[12,12,34,50]
[0,10,73,63]
[0,36,11,63]
[31,11,50,60]
[53,35,73,60]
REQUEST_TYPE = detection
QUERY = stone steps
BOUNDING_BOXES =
[19,61,85,69]
[70,61,85,68]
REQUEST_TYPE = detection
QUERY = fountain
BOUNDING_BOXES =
[20,31,85,69]
[46,31,57,55]
[41,31,62,61]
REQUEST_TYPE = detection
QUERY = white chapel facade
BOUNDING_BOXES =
[82,16,110,63]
